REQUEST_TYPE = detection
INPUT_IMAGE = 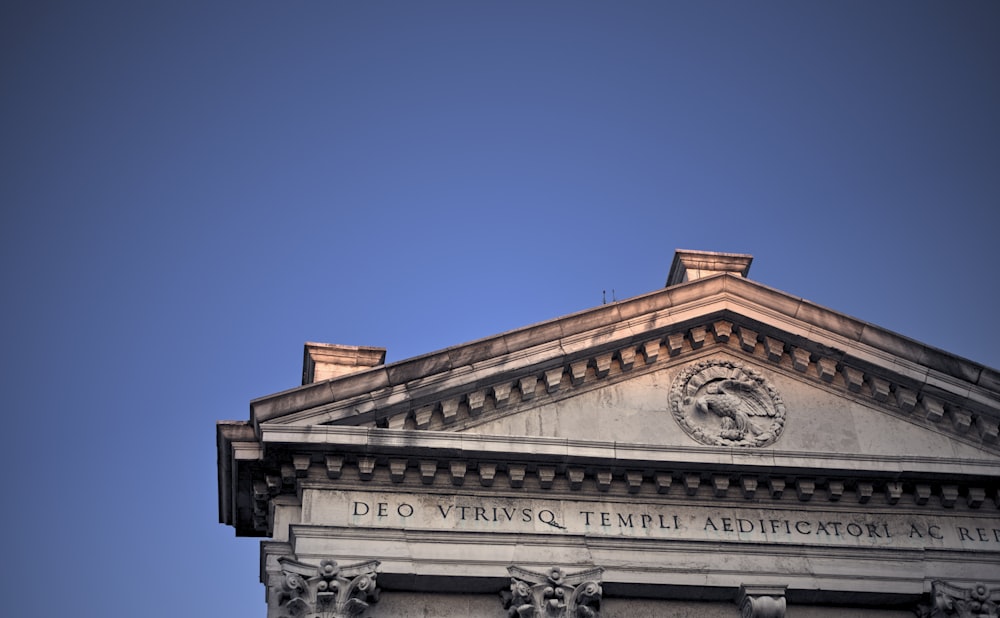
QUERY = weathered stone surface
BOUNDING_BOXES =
[667,249,753,285]
[220,250,1000,617]
[739,584,786,618]
[269,556,379,618]
[458,353,1000,463]
[303,342,386,384]
[502,565,603,618]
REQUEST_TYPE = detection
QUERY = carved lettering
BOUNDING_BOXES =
[538,510,565,529]
[338,493,980,551]
[658,514,679,529]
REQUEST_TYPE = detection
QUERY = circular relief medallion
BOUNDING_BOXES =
[669,359,785,447]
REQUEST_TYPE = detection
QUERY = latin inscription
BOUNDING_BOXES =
[307,490,1000,552]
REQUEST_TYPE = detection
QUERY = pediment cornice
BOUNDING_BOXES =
[221,274,1000,535]
[255,276,1000,454]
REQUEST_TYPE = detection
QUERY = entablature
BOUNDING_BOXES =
[221,423,1000,536]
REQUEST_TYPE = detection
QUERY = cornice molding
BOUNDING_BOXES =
[267,313,1000,456]
[249,275,1000,431]
[227,426,1000,536]
[222,275,1000,535]
[259,425,1000,476]
[269,528,999,605]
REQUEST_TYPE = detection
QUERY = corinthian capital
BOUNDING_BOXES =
[270,557,380,618]
[501,565,603,618]
[916,581,1000,618]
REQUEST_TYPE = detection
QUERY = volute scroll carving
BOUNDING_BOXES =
[916,581,1000,617]
[670,359,785,447]
[738,585,786,618]
[271,557,380,618]
[501,565,603,617]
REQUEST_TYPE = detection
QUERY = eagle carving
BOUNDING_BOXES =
[669,359,785,447]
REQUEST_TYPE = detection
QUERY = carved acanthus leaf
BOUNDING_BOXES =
[271,557,380,618]
[915,580,1000,618]
[501,566,603,618]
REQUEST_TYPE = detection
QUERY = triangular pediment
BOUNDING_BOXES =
[220,253,1000,606]
[223,265,1000,538]
[458,348,995,463]
[252,274,1000,463]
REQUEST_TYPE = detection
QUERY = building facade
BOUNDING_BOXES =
[217,250,1000,617]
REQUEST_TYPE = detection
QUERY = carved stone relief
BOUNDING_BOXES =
[916,581,1000,617]
[670,359,785,447]
[501,566,603,617]
[270,557,380,618]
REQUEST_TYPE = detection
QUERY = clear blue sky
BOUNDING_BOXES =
[1,2,997,616]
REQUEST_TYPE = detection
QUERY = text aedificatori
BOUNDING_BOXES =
[330,492,992,550]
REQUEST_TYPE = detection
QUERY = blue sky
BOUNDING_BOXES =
[1,2,998,616]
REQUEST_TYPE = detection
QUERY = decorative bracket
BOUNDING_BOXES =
[738,585,786,618]
[271,557,380,618]
[501,565,603,617]
[916,581,1000,617]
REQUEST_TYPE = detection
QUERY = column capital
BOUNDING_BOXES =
[270,557,380,618]
[738,584,786,618]
[501,565,603,617]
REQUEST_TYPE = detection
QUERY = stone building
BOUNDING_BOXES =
[217,250,1000,617]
